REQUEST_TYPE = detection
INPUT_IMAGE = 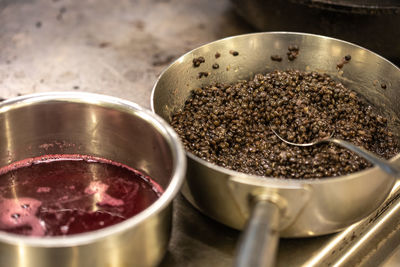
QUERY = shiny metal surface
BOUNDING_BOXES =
[234,200,280,267]
[304,180,400,266]
[228,176,311,232]
[151,32,400,238]
[271,128,400,177]
[0,92,186,267]
[2,0,400,266]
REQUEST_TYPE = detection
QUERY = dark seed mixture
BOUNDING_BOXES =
[171,70,400,179]
[193,56,205,67]
[198,71,209,78]
[337,54,351,69]
[287,45,299,61]
[230,50,239,56]
[271,55,283,62]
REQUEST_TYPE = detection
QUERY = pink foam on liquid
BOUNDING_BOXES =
[84,181,125,207]
[37,187,51,193]
[0,197,45,236]
[0,154,163,237]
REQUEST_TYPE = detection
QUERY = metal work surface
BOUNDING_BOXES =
[0,0,399,266]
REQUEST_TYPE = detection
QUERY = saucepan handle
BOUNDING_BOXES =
[234,199,281,267]
[228,176,311,267]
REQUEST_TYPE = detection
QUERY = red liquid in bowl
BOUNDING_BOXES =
[0,155,163,236]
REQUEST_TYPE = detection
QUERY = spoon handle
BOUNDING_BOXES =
[329,138,400,178]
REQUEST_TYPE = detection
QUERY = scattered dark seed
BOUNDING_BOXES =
[381,83,387,89]
[0,97,5,102]
[215,52,221,58]
[11,214,20,219]
[193,56,205,67]
[288,45,299,52]
[35,21,42,28]
[21,204,30,209]
[134,20,145,30]
[57,7,67,20]
[337,55,351,69]
[229,50,239,56]
[152,53,175,66]
[198,72,209,78]
[212,63,219,69]
[286,45,299,61]
[73,85,80,90]
[271,55,282,62]
[288,53,296,61]
[98,42,110,48]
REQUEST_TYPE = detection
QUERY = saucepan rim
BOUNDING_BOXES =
[151,31,400,186]
[0,91,187,247]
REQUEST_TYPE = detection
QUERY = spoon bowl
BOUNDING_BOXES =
[271,127,400,178]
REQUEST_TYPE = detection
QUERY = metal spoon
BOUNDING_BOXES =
[271,128,400,178]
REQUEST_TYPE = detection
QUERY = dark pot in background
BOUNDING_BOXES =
[231,0,400,64]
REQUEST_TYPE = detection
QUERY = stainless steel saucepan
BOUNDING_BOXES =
[151,32,400,267]
[0,92,186,267]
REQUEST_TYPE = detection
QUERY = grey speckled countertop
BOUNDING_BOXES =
[0,0,399,266]
[0,0,250,102]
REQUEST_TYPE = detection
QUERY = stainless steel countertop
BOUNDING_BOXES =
[0,0,399,266]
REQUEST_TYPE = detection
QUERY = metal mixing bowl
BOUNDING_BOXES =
[152,32,400,237]
[151,31,400,266]
[0,92,186,267]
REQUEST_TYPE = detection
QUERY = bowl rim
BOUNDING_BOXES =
[150,31,400,186]
[0,91,187,247]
